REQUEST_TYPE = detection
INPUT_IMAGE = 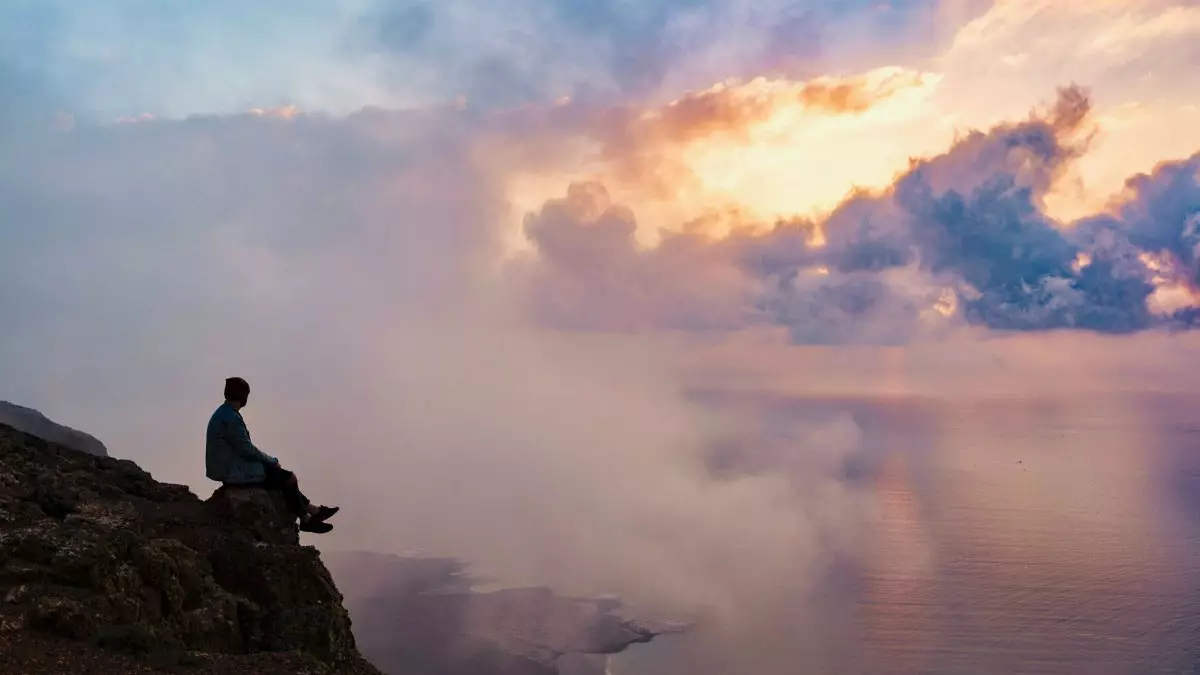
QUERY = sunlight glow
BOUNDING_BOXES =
[1140,251,1200,316]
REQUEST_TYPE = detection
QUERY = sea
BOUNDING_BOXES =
[613,391,1200,675]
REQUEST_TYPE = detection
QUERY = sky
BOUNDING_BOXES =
[1,1,1200,672]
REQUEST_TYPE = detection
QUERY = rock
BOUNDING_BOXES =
[0,401,107,457]
[206,484,299,545]
[0,422,382,674]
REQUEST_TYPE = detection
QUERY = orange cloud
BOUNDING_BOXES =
[797,71,924,114]
[491,0,1200,256]
[248,104,301,120]
[632,67,934,147]
[520,66,942,242]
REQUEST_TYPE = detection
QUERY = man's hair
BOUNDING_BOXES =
[224,377,250,402]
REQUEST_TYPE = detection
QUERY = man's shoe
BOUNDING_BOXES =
[299,520,334,534]
[311,505,340,523]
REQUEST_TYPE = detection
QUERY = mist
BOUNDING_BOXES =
[4,1,1200,673]
[0,102,876,675]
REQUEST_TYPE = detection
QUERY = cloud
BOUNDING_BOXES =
[510,85,1198,341]
[483,63,945,246]
[515,182,761,333]
[0,0,979,123]
[929,0,1200,217]
[615,66,933,146]
[1108,155,1200,283]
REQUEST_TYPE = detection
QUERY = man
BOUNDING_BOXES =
[206,377,339,533]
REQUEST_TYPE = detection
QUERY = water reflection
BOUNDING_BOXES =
[859,395,1199,674]
[616,393,1200,675]
[860,449,938,674]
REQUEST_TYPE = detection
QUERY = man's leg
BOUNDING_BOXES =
[261,464,311,518]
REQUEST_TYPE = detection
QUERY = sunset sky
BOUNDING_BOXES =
[1,0,1198,442]
[1,1,1199,657]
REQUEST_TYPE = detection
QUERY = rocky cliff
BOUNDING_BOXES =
[0,422,381,674]
[0,401,108,457]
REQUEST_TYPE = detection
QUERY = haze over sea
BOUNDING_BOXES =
[617,390,1200,674]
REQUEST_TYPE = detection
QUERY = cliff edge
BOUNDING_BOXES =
[0,422,381,674]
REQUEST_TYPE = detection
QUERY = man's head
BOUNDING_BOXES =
[224,377,250,409]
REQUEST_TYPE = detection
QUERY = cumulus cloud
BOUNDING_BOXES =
[515,182,760,333]
[511,85,1199,342]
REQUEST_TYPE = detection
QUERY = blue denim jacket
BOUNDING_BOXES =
[205,403,278,484]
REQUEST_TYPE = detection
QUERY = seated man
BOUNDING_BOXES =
[206,376,339,533]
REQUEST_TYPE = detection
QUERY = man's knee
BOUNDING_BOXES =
[267,465,298,487]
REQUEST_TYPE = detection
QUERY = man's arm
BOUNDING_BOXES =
[223,413,279,465]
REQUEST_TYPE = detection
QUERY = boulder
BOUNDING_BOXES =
[206,484,299,545]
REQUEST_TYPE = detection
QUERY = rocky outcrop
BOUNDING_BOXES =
[207,484,302,546]
[0,422,381,674]
[0,401,107,457]
[327,552,667,675]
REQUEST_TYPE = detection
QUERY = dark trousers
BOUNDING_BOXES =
[256,463,311,518]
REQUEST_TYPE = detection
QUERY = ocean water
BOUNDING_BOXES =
[615,392,1200,675]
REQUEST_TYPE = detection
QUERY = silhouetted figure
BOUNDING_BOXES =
[206,377,339,533]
